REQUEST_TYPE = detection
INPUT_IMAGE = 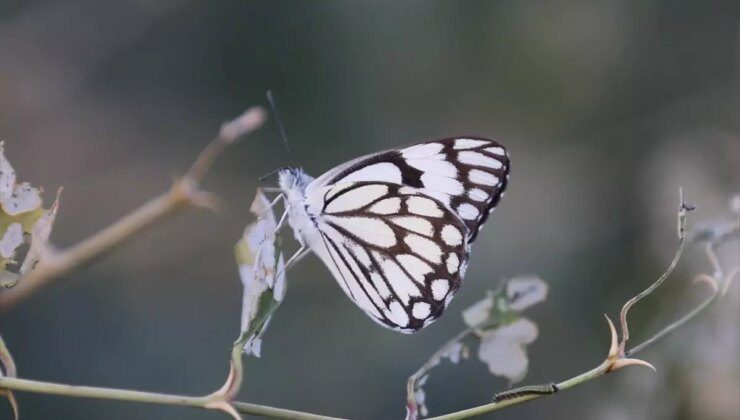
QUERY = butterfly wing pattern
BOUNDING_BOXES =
[279,136,510,333]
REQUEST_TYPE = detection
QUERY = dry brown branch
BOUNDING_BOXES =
[0,107,266,312]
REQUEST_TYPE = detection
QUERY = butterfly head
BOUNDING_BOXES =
[277,167,313,197]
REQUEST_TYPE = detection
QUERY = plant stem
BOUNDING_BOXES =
[0,107,266,312]
[627,268,737,357]
[0,376,341,420]
[427,360,612,420]
[619,191,690,348]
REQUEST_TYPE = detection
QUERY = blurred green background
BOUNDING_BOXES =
[1,1,738,419]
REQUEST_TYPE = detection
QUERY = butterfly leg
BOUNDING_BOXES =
[276,243,309,278]
[274,206,289,232]
[284,244,310,271]
[260,187,283,193]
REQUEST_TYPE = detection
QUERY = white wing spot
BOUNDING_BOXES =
[402,143,444,159]
[370,272,392,299]
[329,217,396,247]
[387,301,409,327]
[407,196,444,217]
[412,302,431,319]
[407,158,458,177]
[391,216,434,236]
[326,183,355,201]
[336,162,402,184]
[446,253,460,274]
[376,252,421,304]
[397,254,434,283]
[469,169,500,186]
[325,184,388,214]
[431,279,450,301]
[420,173,465,196]
[404,233,442,264]
[351,243,372,267]
[441,225,463,246]
[453,139,489,150]
[399,187,417,195]
[457,203,480,220]
[368,197,401,215]
[418,188,451,208]
[469,188,489,202]
[458,151,503,169]
[485,146,506,156]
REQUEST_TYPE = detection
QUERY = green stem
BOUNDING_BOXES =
[0,376,341,420]
[427,360,612,420]
[0,377,209,408]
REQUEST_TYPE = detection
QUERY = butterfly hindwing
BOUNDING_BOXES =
[308,182,470,333]
[307,136,509,242]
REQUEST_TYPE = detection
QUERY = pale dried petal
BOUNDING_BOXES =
[462,295,494,327]
[441,342,466,364]
[2,183,42,216]
[478,318,539,383]
[236,189,286,357]
[0,143,16,201]
[507,276,548,311]
[0,223,24,259]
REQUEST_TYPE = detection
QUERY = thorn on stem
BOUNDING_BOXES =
[206,399,242,420]
[603,315,656,373]
[693,274,719,293]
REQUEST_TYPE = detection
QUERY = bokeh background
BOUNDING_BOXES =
[1,1,739,419]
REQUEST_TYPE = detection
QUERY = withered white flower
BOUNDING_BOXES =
[506,276,548,311]
[0,143,58,285]
[478,318,539,383]
[0,142,17,201]
[1,183,42,217]
[0,223,24,260]
[236,189,286,357]
[462,293,494,327]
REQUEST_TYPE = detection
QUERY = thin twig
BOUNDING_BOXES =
[0,376,341,420]
[627,267,737,357]
[618,190,691,350]
[426,339,615,420]
[424,193,740,420]
[406,327,475,416]
[0,107,266,312]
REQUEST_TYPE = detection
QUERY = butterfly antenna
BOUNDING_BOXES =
[266,90,296,165]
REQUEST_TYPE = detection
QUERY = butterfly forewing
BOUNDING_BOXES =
[308,137,510,242]
[308,182,469,333]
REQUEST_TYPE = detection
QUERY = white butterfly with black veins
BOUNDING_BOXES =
[276,137,509,333]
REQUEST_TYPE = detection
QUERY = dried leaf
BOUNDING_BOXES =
[414,375,429,417]
[507,276,548,311]
[1,183,42,216]
[236,189,285,357]
[0,144,60,285]
[441,342,468,364]
[20,192,60,274]
[0,142,16,201]
[478,318,539,383]
[0,223,23,260]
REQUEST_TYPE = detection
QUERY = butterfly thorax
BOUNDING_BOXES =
[278,168,317,243]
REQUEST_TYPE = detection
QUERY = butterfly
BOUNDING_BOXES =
[274,137,509,333]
